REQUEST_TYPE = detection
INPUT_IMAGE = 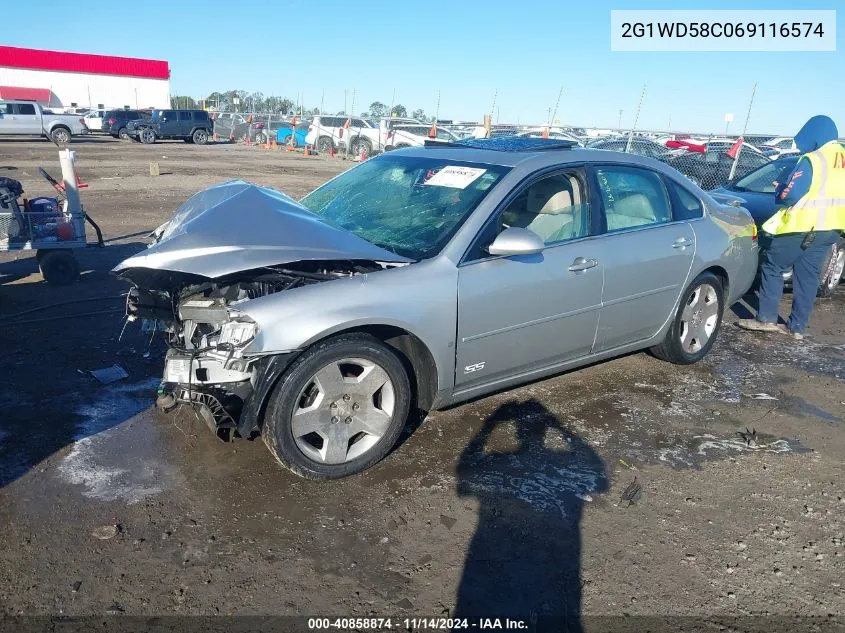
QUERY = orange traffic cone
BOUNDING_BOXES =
[329,146,335,158]
[304,146,311,156]
[360,148,367,161]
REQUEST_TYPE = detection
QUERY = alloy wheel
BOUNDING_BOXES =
[291,358,395,465]
[678,283,719,353]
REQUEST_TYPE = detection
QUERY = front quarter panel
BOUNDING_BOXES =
[237,258,458,397]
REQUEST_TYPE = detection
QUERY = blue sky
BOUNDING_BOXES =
[5,0,842,134]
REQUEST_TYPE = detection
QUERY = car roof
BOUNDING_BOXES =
[399,139,678,171]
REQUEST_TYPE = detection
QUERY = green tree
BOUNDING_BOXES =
[368,101,388,117]
[392,104,407,118]
[279,98,294,115]
[411,108,425,121]
[170,95,197,109]
[336,110,346,116]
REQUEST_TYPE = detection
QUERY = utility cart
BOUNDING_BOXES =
[0,149,103,285]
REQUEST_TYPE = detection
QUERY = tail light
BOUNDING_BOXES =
[751,223,758,243]
[107,117,116,125]
[79,118,85,125]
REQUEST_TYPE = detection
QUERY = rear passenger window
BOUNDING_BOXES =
[193,111,208,121]
[595,166,671,232]
[178,111,192,121]
[666,179,704,220]
[17,104,36,115]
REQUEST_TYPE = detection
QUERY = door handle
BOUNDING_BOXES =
[673,237,693,249]
[569,257,599,272]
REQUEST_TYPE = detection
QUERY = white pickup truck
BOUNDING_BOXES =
[0,101,89,144]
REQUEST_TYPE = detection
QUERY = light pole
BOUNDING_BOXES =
[618,109,623,129]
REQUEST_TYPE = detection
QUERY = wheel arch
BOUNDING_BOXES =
[699,264,729,300]
[248,323,439,435]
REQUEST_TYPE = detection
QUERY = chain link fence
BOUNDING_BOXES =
[583,133,776,191]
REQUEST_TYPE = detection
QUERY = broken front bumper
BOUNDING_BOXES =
[159,350,295,442]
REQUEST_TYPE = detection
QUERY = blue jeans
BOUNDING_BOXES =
[757,230,840,333]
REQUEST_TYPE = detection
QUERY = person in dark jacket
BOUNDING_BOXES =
[737,115,845,340]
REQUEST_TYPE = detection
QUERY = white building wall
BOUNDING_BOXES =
[0,67,169,109]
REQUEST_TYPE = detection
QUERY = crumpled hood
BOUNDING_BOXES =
[794,115,839,153]
[113,180,411,281]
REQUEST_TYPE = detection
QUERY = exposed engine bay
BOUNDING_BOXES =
[122,260,384,440]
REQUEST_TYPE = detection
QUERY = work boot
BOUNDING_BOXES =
[777,324,805,340]
[736,319,781,333]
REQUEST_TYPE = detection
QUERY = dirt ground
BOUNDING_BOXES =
[0,137,843,632]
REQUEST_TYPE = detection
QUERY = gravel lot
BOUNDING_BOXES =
[0,137,843,631]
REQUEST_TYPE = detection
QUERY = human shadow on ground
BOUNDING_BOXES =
[455,398,608,632]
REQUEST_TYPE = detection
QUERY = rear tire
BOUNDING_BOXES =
[254,132,267,145]
[650,272,724,364]
[118,128,130,140]
[350,137,372,157]
[192,129,209,145]
[317,136,333,154]
[262,333,411,480]
[39,250,80,285]
[50,127,71,145]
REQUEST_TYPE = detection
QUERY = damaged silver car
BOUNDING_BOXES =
[115,139,759,480]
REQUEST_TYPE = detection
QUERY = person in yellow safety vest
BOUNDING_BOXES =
[738,115,845,340]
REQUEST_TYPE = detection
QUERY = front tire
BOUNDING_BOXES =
[262,333,411,480]
[140,128,156,144]
[817,239,844,298]
[254,132,267,145]
[651,272,724,364]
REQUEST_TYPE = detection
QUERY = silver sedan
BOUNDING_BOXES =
[116,137,759,480]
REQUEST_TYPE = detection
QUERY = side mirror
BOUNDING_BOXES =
[487,227,545,256]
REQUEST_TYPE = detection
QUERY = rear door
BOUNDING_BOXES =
[15,103,41,134]
[177,111,194,135]
[590,163,696,352]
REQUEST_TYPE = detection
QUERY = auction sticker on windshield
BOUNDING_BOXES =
[424,166,487,189]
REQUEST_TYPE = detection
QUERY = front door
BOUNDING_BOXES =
[15,103,41,134]
[590,164,696,351]
[455,169,602,392]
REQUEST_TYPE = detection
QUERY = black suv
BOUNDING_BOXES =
[102,109,150,139]
[132,110,213,145]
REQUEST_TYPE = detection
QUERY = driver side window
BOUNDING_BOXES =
[470,170,591,260]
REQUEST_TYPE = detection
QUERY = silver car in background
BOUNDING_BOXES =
[115,138,759,480]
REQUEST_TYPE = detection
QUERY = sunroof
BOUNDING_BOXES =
[435,137,577,151]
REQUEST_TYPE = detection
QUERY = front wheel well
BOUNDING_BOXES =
[339,325,438,412]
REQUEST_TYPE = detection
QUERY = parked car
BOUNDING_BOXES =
[0,100,88,144]
[517,129,585,146]
[115,138,759,480]
[275,122,310,147]
[710,155,844,297]
[82,109,106,132]
[587,137,673,159]
[383,124,458,150]
[130,109,213,144]
[305,115,394,155]
[102,109,150,139]
[211,112,250,141]
[763,136,797,156]
[665,146,771,190]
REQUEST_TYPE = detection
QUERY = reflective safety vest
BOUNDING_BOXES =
[762,141,845,235]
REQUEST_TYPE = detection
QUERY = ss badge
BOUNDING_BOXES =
[464,362,486,374]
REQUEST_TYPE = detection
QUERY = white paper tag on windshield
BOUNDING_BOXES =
[424,166,486,189]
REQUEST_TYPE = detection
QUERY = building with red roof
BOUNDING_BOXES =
[0,46,170,111]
